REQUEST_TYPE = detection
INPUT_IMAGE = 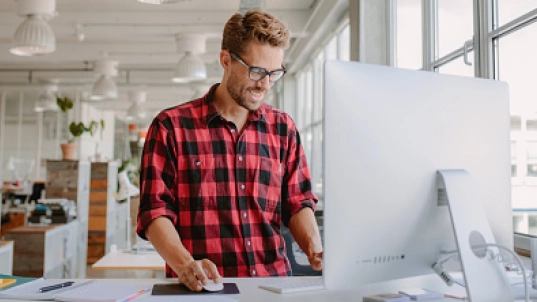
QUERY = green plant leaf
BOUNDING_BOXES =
[69,122,85,137]
[57,97,74,112]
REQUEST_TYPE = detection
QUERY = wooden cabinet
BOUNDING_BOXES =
[4,222,78,278]
[87,162,127,264]
[0,240,14,275]
[46,160,90,278]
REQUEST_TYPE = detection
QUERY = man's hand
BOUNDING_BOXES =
[308,250,323,271]
[176,258,223,292]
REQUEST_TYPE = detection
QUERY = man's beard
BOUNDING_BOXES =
[226,75,264,112]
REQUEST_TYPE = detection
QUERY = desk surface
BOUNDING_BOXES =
[92,250,165,271]
[7,276,467,302]
[6,275,537,302]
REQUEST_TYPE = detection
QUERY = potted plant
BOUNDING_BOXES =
[57,96,104,160]
[57,96,76,160]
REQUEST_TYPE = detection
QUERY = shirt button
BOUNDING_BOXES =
[247,240,251,246]
[240,184,245,189]
[243,212,247,218]
[231,129,235,133]
[238,156,243,161]
[196,161,201,166]
[252,269,256,276]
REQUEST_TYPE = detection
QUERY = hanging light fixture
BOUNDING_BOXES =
[172,33,207,83]
[34,84,59,112]
[137,0,187,4]
[10,0,57,56]
[126,91,147,121]
[239,0,264,12]
[91,60,119,100]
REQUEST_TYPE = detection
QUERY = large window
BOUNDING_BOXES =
[397,0,537,237]
[396,0,422,69]
[294,0,537,239]
[294,23,350,204]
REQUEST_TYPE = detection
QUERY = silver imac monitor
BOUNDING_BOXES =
[322,61,513,296]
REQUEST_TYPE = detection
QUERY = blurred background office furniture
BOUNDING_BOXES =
[87,161,127,265]
[92,248,164,278]
[4,222,78,278]
[0,240,13,275]
[45,160,90,278]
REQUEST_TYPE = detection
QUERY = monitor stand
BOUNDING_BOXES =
[437,169,512,302]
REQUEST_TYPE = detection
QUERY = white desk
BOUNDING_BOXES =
[6,275,477,302]
[92,250,165,278]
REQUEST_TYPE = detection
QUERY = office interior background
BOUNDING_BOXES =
[0,0,536,260]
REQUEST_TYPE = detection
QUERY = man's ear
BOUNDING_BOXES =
[220,50,231,69]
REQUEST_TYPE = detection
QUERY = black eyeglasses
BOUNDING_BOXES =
[230,52,286,83]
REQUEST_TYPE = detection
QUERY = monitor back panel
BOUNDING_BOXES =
[322,61,511,290]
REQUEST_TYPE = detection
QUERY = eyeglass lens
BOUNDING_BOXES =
[249,67,285,82]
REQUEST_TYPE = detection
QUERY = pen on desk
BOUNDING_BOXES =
[39,281,75,293]
[118,288,151,302]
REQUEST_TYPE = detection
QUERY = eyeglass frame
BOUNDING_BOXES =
[229,51,286,83]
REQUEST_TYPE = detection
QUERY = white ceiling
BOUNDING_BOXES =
[0,0,347,118]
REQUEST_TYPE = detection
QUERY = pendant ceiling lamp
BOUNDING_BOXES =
[239,0,264,12]
[10,0,57,56]
[91,60,119,100]
[172,33,207,83]
[137,0,187,4]
[126,91,147,121]
[34,84,59,112]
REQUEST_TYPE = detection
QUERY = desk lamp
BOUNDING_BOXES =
[117,170,139,250]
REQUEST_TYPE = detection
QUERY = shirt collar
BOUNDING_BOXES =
[204,84,267,126]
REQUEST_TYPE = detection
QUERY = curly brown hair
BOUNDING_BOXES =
[221,9,290,56]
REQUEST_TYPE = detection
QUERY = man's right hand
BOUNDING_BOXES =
[176,258,223,292]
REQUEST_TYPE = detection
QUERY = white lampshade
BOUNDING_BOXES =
[34,88,59,112]
[91,75,118,100]
[10,15,55,56]
[117,171,139,200]
[126,91,147,121]
[137,0,185,3]
[172,52,207,83]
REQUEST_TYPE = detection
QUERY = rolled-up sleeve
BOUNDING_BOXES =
[137,116,179,239]
[281,122,318,226]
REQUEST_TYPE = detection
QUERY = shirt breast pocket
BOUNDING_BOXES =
[258,157,284,206]
[178,156,217,209]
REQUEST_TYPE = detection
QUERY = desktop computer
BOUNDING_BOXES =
[322,61,513,301]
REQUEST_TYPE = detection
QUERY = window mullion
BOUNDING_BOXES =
[422,0,437,71]
[473,0,494,79]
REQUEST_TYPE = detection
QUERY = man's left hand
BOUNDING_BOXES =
[308,250,323,271]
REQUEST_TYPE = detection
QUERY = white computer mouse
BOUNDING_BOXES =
[202,280,224,292]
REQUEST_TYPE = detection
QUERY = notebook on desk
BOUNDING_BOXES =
[0,278,151,302]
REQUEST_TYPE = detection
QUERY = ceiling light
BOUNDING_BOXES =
[172,34,207,83]
[239,0,264,12]
[137,0,188,4]
[92,76,118,100]
[34,85,59,112]
[10,0,57,57]
[126,91,147,121]
[172,52,207,83]
[91,60,119,100]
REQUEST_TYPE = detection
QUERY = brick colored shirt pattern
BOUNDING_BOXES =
[137,85,317,277]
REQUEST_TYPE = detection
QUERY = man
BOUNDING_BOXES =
[137,9,323,292]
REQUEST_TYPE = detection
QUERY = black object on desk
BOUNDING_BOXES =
[39,281,74,292]
[152,283,239,295]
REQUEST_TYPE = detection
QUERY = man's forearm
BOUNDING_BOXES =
[288,207,323,259]
[146,217,194,273]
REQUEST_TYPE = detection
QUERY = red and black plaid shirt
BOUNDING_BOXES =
[137,85,318,277]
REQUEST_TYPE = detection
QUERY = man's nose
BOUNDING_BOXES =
[256,74,272,90]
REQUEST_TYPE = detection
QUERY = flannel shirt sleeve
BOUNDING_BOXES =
[136,116,179,239]
[281,121,318,226]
